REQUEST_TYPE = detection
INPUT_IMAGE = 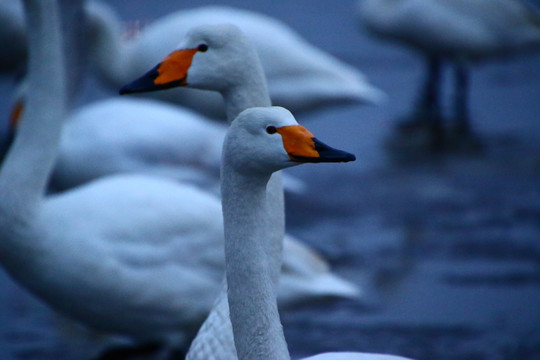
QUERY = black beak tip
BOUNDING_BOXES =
[118,76,154,95]
[343,153,356,162]
[312,138,356,163]
[329,150,356,163]
[118,85,131,95]
[118,64,162,95]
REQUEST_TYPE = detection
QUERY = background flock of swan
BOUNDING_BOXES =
[0,0,539,359]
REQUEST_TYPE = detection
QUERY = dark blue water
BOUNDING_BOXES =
[1,1,540,359]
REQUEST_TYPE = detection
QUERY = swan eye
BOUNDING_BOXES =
[198,44,208,52]
[266,126,277,134]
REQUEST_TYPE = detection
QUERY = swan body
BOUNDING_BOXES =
[0,1,359,353]
[13,175,225,346]
[358,0,540,60]
[52,98,226,191]
[220,106,411,360]
[88,2,383,119]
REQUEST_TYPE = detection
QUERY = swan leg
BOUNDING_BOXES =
[397,55,445,150]
[421,56,445,148]
[453,61,470,136]
[450,60,484,151]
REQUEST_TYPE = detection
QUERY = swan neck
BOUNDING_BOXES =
[221,55,271,123]
[221,168,290,360]
[59,0,86,104]
[0,0,67,216]
[85,1,128,85]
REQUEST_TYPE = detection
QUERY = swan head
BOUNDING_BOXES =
[119,24,261,95]
[224,106,356,175]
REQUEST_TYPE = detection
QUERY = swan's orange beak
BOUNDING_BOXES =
[277,125,356,163]
[119,48,198,94]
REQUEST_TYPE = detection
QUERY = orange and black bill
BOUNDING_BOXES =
[119,48,198,95]
[118,63,180,94]
[277,125,356,163]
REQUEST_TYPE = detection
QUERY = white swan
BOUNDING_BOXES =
[86,1,383,119]
[221,106,412,360]
[0,1,359,356]
[357,0,540,147]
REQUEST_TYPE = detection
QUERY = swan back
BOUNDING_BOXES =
[358,0,540,59]
[51,98,226,191]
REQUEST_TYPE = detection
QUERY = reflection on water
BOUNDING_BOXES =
[1,0,540,359]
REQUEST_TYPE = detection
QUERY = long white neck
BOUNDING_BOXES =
[0,0,66,220]
[222,49,272,123]
[85,0,129,86]
[59,0,86,104]
[187,32,284,360]
[221,166,290,360]
[221,44,284,285]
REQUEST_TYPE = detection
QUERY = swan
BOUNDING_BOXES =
[0,1,359,356]
[357,0,540,148]
[220,106,412,360]
[86,1,383,119]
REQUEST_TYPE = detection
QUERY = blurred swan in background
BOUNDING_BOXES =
[50,98,226,192]
[357,0,540,149]
[85,1,385,119]
[217,106,411,360]
[0,2,360,358]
